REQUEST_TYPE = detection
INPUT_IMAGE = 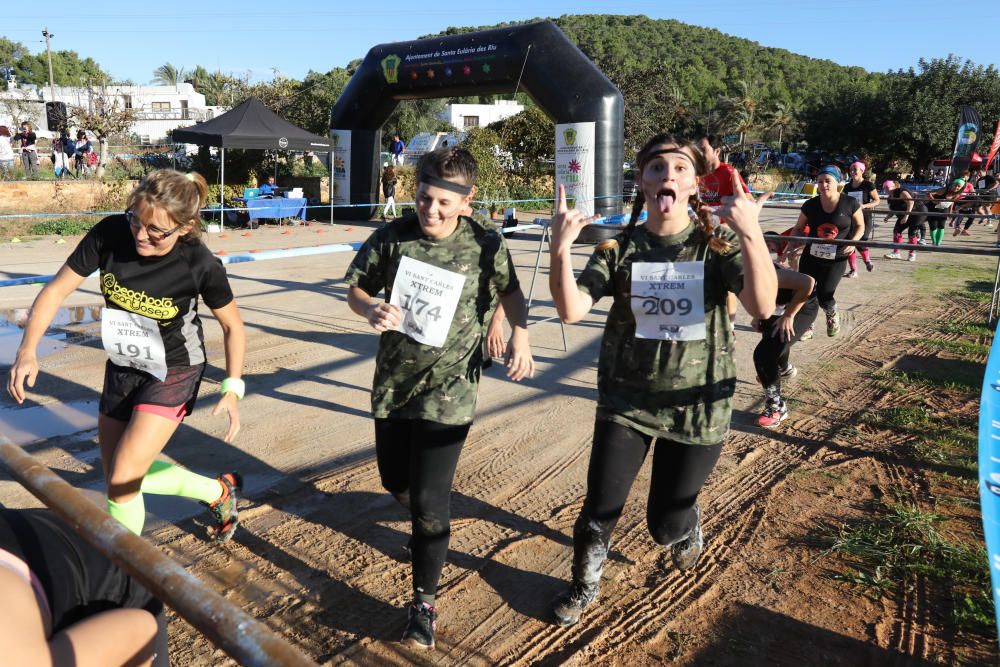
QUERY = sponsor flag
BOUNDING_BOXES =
[984,119,1000,171]
[950,105,981,176]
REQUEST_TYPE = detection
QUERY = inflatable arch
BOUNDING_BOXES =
[328,21,624,220]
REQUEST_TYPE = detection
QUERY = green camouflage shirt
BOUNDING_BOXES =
[576,222,744,445]
[345,214,519,425]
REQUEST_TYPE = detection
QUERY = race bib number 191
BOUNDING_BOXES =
[389,256,466,348]
[630,261,706,341]
[101,309,168,380]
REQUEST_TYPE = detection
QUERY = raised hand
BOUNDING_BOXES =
[549,184,596,252]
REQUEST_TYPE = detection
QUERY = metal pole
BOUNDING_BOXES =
[0,437,318,667]
[220,146,225,232]
[42,28,55,105]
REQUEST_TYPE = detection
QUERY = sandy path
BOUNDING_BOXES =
[0,210,994,665]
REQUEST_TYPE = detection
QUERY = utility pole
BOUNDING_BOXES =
[42,27,55,103]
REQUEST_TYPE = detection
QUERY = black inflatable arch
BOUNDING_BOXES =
[329,21,624,220]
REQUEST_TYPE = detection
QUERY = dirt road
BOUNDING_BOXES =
[0,209,995,665]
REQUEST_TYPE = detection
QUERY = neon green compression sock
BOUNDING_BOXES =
[140,460,222,504]
[107,494,145,535]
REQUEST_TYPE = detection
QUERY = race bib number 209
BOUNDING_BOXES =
[630,261,706,341]
[389,256,467,347]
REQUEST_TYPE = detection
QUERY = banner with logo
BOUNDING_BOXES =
[950,105,981,177]
[555,122,596,216]
[983,119,1000,173]
[330,130,351,207]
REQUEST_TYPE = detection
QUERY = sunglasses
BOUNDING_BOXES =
[126,209,182,241]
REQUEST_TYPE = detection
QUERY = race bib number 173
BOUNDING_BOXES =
[389,256,467,348]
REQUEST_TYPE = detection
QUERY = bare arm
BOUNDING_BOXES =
[209,300,246,443]
[8,264,88,403]
[347,285,401,332]
[770,269,814,342]
[548,185,596,324]
[498,288,534,381]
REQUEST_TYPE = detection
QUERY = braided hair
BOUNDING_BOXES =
[597,133,731,254]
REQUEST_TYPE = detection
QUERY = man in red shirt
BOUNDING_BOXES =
[697,135,752,326]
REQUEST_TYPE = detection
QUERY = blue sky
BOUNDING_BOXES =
[5,1,997,84]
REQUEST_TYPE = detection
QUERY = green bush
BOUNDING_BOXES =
[29,217,98,236]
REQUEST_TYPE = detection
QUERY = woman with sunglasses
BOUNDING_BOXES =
[8,170,246,542]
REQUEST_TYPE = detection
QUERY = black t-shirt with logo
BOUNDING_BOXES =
[800,195,860,260]
[66,215,234,368]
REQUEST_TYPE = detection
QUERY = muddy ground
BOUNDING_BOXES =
[0,208,997,665]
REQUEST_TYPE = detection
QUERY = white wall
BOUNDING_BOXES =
[438,100,524,131]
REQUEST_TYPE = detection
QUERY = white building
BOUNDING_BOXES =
[437,100,524,131]
[0,78,221,144]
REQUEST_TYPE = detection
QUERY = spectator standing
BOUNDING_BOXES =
[391,134,405,166]
[0,126,14,179]
[381,164,397,221]
[51,135,70,179]
[15,122,38,177]
[74,131,93,178]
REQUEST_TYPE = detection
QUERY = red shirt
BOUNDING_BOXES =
[699,163,750,205]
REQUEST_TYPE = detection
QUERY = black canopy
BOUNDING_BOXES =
[172,97,331,152]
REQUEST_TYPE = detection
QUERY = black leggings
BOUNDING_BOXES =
[752,298,819,386]
[374,418,470,599]
[798,252,847,311]
[892,206,927,240]
[570,419,723,585]
[928,205,948,232]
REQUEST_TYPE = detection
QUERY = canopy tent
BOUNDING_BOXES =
[931,151,984,168]
[171,96,332,227]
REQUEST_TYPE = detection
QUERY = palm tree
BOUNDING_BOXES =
[767,102,798,149]
[152,63,185,86]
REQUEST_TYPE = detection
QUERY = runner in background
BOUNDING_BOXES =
[841,162,879,277]
[345,148,534,650]
[7,170,246,542]
[0,508,169,666]
[881,180,925,262]
[792,165,864,337]
[925,178,966,245]
[751,262,816,427]
[696,134,752,328]
[547,134,775,627]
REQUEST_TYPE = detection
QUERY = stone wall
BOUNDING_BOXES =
[0,180,139,215]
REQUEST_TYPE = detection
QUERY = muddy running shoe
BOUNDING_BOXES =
[799,327,814,341]
[960,229,971,236]
[826,310,840,337]
[884,251,901,259]
[402,601,437,649]
[757,402,789,428]
[843,269,858,279]
[779,364,798,379]
[671,504,703,571]
[907,252,917,262]
[864,260,874,272]
[953,227,962,236]
[552,580,599,627]
[205,472,242,543]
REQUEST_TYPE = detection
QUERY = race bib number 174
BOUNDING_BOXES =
[389,256,467,348]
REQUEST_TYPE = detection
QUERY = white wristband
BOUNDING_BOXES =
[220,377,245,400]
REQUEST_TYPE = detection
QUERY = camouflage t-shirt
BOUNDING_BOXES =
[576,222,744,445]
[345,214,519,425]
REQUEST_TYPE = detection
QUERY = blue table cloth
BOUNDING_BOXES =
[246,197,307,221]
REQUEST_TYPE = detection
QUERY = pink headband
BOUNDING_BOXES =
[850,161,866,174]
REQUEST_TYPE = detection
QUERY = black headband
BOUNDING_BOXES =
[642,148,697,169]
[418,173,473,196]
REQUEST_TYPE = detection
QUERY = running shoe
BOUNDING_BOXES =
[844,269,858,279]
[953,227,962,236]
[671,504,703,571]
[918,238,929,245]
[826,310,840,337]
[995,241,1000,248]
[552,580,599,627]
[800,327,814,341]
[960,229,971,236]
[757,402,789,428]
[205,472,242,543]
[402,602,437,649]
[864,260,874,272]
[779,364,798,379]
[884,251,901,259]
[907,252,917,262]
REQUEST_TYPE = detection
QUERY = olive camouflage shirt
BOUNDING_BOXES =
[345,214,518,424]
[576,222,744,445]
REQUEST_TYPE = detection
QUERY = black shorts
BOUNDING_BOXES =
[100,361,205,423]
